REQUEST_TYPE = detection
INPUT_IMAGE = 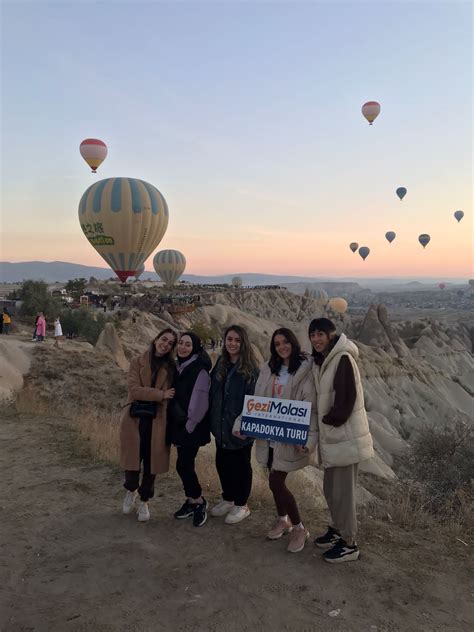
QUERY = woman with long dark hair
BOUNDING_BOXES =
[120,328,177,522]
[167,332,211,528]
[209,325,259,524]
[236,327,317,552]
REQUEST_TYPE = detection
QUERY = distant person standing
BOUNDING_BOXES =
[120,328,177,522]
[53,316,63,348]
[234,328,317,553]
[209,325,259,524]
[35,312,46,342]
[167,332,211,528]
[2,309,11,335]
[309,318,374,563]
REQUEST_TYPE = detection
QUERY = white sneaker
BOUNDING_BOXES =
[225,504,250,524]
[137,501,150,522]
[210,500,234,517]
[122,490,137,514]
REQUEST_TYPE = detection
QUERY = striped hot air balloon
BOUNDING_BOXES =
[362,101,381,125]
[78,177,169,282]
[153,250,186,287]
[309,288,329,306]
[80,139,108,173]
[134,264,146,280]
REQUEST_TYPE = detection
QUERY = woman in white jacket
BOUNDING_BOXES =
[237,328,317,553]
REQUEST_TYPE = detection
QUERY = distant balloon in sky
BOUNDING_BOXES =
[358,246,370,260]
[153,250,186,287]
[80,139,108,173]
[232,276,243,288]
[328,297,348,314]
[438,283,446,290]
[362,101,381,125]
[349,242,359,253]
[396,187,407,201]
[79,177,169,282]
[454,210,464,222]
[418,234,431,249]
[385,231,396,244]
[134,264,145,280]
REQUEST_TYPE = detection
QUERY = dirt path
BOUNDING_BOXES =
[0,411,472,632]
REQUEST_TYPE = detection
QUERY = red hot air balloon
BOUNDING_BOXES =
[80,139,108,173]
[438,283,446,290]
[362,101,381,125]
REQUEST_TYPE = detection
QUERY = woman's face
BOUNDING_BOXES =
[274,334,292,362]
[225,330,241,361]
[177,335,193,359]
[154,332,176,357]
[310,330,331,355]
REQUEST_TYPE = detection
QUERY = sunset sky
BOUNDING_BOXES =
[1,1,472,279]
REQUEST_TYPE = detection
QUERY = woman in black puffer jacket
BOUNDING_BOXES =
[167,332,211,528]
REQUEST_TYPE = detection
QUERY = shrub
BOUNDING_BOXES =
[60,307,106,345]
[17,280,62,320]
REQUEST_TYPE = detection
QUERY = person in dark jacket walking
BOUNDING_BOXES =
[167,332,211,527]
[209,325,259,524]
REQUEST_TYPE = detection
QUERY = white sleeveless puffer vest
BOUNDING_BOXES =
[312,334,374,468]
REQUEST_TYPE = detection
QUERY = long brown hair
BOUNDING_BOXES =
[269,327,306,376]
[148,328,178,381]
[217,324,258,381]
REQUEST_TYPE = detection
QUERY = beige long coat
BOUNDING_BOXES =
[120,350,172,475]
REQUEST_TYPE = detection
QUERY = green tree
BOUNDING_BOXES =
[60,307,107,345]
[65,278,87,299]
[18,280,62,320]
[189,322,214,345]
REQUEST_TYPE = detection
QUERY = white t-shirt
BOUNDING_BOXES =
[54,319,63,337]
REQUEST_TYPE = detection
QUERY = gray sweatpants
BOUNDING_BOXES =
[323,463,359,543]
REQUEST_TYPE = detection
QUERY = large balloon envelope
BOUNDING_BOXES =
[79,177,169,282]
[358,246,370,260]
[385,231,396,244]
[396,187,407,200]
[438,283,446,290]
[153,250,186,287]
[349,242,358,253]
[454,210,464,222]
[362,101,380,125]
[328,297,348,314]
[134,264,145,280]
[80,139,108,173]
[418,234,431,248]
[310,288,329,306]
[231,276,243,288]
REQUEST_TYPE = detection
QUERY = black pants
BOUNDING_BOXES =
[215,444,253,506]
[176,445,202,499]
[124,417,156,501]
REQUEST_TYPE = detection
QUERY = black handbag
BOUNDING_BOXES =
[129,369,159,419]
[129,401,157,419]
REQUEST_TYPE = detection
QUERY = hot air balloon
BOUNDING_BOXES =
[438,283,446,290]
[134,264,145,280]
[396,187,407,201]
[328,297,348,314]
[454,210,464,223]
[80,139,108,173]
[349,242,358,253]
[418,234,431,249]
[231,276,243,288]
[362,101,381,125]
[310,288,329,306]
[385,231,396,244]
[78,177,169,282]
[358,246,370,260]
[153,250,186,287]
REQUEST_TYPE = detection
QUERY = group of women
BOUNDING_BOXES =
[120,319,373,563]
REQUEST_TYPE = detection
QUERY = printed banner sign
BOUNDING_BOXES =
[240,395,311,445]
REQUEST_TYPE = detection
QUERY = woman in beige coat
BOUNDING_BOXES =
[120,328,177,522]
[236,328,317,553]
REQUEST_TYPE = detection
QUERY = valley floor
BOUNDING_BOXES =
[0,412,472,632]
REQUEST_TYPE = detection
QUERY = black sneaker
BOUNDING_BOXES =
[193,498,208,528]
[323,539,360,563]
[174,500,195,520]
[314,526,342,549]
